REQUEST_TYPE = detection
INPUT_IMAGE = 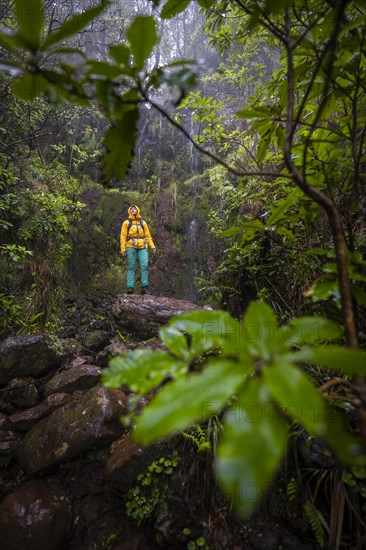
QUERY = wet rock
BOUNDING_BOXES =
[44,365,101,397]
[84,330,110,352]
[1,377,38,410]
[9,393,74,432]
[105,433,139,491]
[20,385,127,475]
[0,334,63,385]
[105,432,175,492]
[59,338,83,361]
[95,341,129,368]
[0,481,70,550]
[112,295,202,339]
[0,431,20,466]
[71,356,87,367]
[0,412,9,430]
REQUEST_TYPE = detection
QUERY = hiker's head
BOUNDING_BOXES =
[128,205,139,217]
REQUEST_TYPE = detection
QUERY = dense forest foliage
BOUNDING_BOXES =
[1,1,366,548]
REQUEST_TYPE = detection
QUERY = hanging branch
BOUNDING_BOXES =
[143,92,289,180]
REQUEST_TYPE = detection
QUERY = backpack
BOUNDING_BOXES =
[127,218,144,234]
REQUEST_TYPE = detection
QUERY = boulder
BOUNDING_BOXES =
[112,295,201,339]
[44,365,101,397]
[95,341,129,368]
[0,334,64,385]
[0,481,70,550]
[84,330,110,352]
[105,432,177,492]
[0,412,9,430]
[20,385,127,475]
[0,430,20,467]
[9,393,74,431]
[2,377,38,410]
[59,338,83,361]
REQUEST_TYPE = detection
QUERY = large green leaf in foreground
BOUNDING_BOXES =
[216,377,288,517]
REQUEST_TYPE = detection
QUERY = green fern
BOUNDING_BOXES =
[183,425,211,453]
[304,501,325,548]
[286,477,297,502]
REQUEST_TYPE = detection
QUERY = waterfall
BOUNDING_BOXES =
[189,218,198,256]
[185,217,198,302]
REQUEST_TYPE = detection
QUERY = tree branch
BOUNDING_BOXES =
[144,93,290,180]
[283,6,359,350]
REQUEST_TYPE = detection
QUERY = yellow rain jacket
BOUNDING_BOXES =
[120,205,155,253]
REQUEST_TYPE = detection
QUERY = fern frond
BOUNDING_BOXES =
[286,477,297,502]
[304,501,325,549]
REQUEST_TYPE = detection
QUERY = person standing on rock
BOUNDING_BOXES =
[120,205,156,295]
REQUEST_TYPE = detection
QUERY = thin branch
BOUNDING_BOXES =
[283,5,359,350]
[3,132,52,147]
[292,7,331,49]
[322,394,361,406]
[301,0,348,178]
[144,93,290,180]
[317,377,355,393]
[291,44,332,140]
[232,0,285,43]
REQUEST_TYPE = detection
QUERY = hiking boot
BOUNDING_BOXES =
[141,287,150,295]
[127,288,134,294]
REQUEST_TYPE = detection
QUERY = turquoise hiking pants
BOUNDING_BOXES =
[126,247,149,289]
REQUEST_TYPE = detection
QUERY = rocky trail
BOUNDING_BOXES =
[0,294,318,550]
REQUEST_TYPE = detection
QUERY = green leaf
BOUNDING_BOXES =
[169,309,246,358]
[351,284,366,307]
[161,67,197,90]
[305,279,340,302]
[11,73,48,102]
[102,350,186,395]
[305,248,329,256]
[196,0,216,8]
[264,0,293,14]
[42,3,107,50]
[95,82,137,119]
[126,16,157,71]
[216,377,288,517]
[15,0,44,52]
[283,317,342,345]
[288,346,366,377]
[267,188,301,226]
[134,360,245,444]
[220,220,265,239]
[219,225,245,237]
[323,263,337,273]
[240,220,266,242]
[243,301,287,361]
[109,44,130,65]
[159,326,189,360]
[265,362,365,468]
[86,60,126,79]
[161,0,191,19]
[257,127,273,163]
[264,362,328,437]
[103,107,139,181]
[0,30,27,51]
[95,80,117,115]
[237,107,271,119]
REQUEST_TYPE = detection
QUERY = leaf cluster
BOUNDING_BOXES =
[103,303,366,517]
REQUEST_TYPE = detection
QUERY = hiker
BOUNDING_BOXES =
[120,205,156,294]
